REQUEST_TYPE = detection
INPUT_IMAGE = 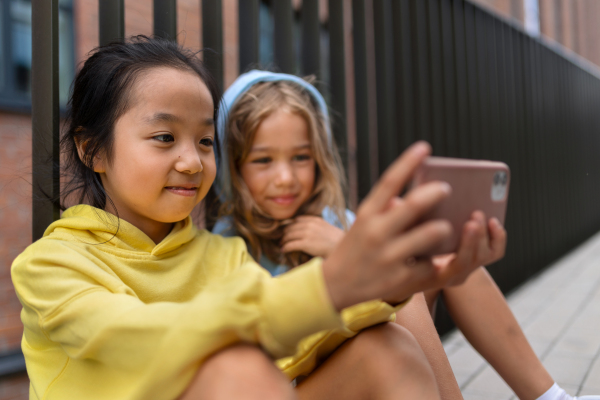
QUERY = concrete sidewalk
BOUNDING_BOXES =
[443,231,600,400]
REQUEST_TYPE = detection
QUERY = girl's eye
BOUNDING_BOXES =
[293,154,312,162]
[200,137,214,147]
[251,157,271,164]
[154,134,174,143]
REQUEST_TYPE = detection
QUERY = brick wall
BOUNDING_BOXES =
[0,111,31,400]
[0,373,28,400]
[0,112,31,353]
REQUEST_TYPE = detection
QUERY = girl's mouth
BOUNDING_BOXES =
[165,186,198,197]
[270,195,297,206]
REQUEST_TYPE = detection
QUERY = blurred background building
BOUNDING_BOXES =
[2,1,600,398]
[472,0,600,66]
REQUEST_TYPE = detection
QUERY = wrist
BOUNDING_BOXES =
[322,258,355,311]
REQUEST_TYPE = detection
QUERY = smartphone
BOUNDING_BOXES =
[411,156,510,254]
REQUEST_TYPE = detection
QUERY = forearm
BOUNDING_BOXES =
[394,293,463,400]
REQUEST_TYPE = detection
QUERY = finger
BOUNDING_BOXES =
[384,196,404,212]
[450,219,481,275]
[283,222,305,236]
[379,181,452,237]
[472,211,491,260]
[281,240,308,254]
[488,217,507,259]
[360,141,431,215]
[293,215,322,223]
[383,219,453,262]
[281,229,307,244]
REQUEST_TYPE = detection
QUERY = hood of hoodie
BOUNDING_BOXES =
[215,70,332,203]
[44,205,197,256]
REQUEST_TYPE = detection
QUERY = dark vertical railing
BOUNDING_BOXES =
[440,0,457,156]
[202,0,223,230]
[202,0,223,92]
[452,0,469,158]
[273,0,295,73]
[463,2,480,157]
[410,0,432,145]
[301,0,320,79]
[363,0,600,332]
[31,0,60,241]
[328,0,348,173]
[426,0,446,155]
[99,0,125,46]
[154,0,177,41]
[392,0,416,153]
[373,0,398,172]
[353,0,375,200]
[239,0,260,72]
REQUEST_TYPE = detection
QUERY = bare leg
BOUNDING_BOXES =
[441,267,554,400]
[296,322,441,400]
[179,344,297,400]
[395,293,463,400]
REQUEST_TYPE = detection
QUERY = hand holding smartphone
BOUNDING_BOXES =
[411,156,510,254]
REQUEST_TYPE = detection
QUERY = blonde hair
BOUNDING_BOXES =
[221,79,347,267]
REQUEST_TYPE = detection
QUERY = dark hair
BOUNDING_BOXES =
[59,35,221,211]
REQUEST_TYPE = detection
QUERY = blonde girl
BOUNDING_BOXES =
[10,38,485,400]
[215,70,598,400]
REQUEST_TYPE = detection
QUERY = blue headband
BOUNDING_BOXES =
[215,70,332,202]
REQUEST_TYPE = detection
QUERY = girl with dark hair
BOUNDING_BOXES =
[12,37,485,400]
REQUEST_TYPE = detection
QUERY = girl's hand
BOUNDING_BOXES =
[322,141,460,311]
[432,211,507,287]
[281,216,344,257]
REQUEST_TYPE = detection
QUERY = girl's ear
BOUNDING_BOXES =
[74,130,106,173]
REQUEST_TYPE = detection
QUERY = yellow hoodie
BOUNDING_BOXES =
[12,205,404,400]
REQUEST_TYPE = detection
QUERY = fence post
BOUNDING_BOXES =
[203,0,223,92]
[302,0,320,79]
[352,0,377,199]
[239,0,260,72]
[328,0,348,174]
[31,0,60,241]
[273,0,295,73]
[154,0,178,41]
[99,0,125,46]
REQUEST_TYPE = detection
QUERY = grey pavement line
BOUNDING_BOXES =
[515,240,600,331]
[537,257,600,363]
[577,324,600,395]
[458,363,489,392]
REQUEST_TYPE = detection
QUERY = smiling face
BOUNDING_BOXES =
[93,67,216,243]
[239,108,316,220]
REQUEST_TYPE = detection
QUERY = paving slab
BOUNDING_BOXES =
[443,230,600,398]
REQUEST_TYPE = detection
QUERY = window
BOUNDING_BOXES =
[0,0,74,111]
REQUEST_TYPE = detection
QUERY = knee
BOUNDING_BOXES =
[181,344,296,400]
[350,323,436,383]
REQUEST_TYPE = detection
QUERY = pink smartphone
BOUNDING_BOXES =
[411,156,510,254]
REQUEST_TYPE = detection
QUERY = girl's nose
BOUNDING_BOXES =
[175,146,203,174]
[273,162,295,187]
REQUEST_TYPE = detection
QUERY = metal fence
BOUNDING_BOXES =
[31,0,600,339]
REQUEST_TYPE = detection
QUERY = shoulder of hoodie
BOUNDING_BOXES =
[11,226,251,275]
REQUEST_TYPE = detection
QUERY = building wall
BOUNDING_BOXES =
[471,0,600,69]
[469,0,525,23]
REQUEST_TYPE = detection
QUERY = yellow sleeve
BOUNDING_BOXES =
[11,242,343,400]
[276,297,410,379]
